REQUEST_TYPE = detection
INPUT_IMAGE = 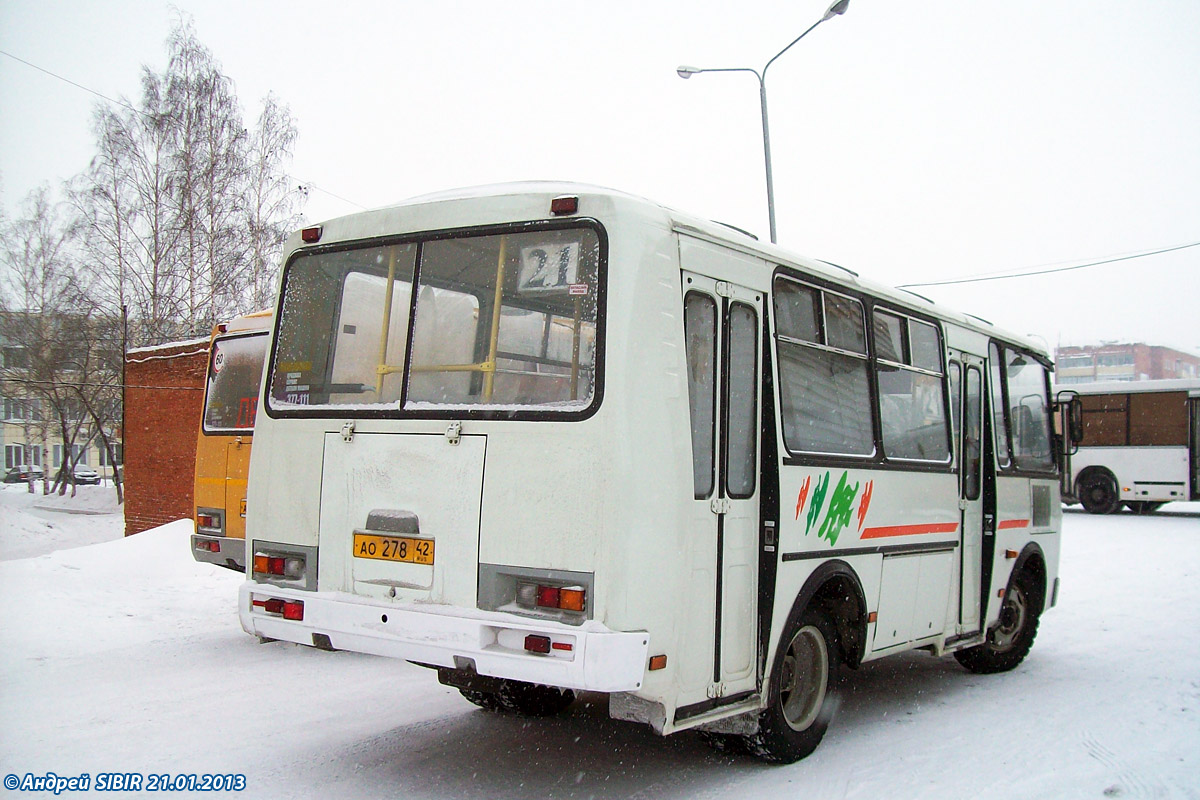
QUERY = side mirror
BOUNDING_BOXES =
[1054,390,1083,453]
[1068,396,1084,445]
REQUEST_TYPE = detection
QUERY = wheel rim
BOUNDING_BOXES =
[779,624,829,732]
[991,584,1028,651]
[1083,475,1116,511]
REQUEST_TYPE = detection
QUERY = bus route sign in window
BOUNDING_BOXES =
[204,333,268,433]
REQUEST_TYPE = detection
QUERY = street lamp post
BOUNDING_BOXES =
[678,0,849,244]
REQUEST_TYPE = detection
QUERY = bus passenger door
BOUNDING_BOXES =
[952,352,986,633]
[681,271,762,710]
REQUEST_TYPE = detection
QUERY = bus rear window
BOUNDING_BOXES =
[269,225,602,415]
[204,333,268,432]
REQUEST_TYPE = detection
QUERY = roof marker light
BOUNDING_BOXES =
[301,225,323,243]
[550,196,579,216]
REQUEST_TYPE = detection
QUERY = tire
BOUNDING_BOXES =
[1125,501,1165,515]
[1078,470,1121,515]
[742,608,841,764]
[954,571,1040,674]
[459,679,574,717]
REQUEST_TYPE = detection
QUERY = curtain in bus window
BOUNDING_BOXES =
[877,365,949,461]
[725,303,758,498]
[777,341,873,456]
[773,281,820,343]
[1004,351,1053,470]
[685,293,717,498]
[824,293,866,354]
[909,320,942,372]
[874,312,904,364]
[989,342,1011,467]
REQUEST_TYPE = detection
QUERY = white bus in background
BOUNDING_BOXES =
[239,183,1079,763]
[1064,378,1200,514]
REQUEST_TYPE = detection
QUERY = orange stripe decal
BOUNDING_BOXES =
[997,519,1030,530]
[860,522,959,539]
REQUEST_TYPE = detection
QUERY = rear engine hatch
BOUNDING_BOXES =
[319,431,486,606]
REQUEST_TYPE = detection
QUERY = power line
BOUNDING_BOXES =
[898,241,1200,289]
[0,48,367,212]
[3,377,201,391]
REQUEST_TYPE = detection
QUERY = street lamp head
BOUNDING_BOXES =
[822,0,850,21]
[676,65,701,79]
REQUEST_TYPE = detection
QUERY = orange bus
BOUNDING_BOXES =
[192,310,272,571]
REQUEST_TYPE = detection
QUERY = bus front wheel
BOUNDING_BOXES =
[743,608,841,764]
[954,570,1040,674]
[1078,470,1120,515]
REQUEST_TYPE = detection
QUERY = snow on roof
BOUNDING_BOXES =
[125,337,210,361]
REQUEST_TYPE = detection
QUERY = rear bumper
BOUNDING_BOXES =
[191,534,246,572]
[238,581,650,693]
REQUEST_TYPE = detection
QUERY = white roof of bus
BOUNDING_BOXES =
[301,181,1046,357]
[1059,377,1200,396]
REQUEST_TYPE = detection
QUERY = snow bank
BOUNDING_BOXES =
[0,484,124,561]
[0,500,1197,798]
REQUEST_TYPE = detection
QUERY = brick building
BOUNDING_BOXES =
[1055,343,1200,385]
[123,338,209,535]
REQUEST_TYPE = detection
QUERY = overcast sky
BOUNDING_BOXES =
[2,0,1197,354]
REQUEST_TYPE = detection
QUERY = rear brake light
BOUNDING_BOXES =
[282,600,304,621]
[536,586,560,609]
[519,581,586,614]
[253,551,305,580]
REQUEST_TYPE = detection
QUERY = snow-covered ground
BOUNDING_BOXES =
[1,485,1197,799]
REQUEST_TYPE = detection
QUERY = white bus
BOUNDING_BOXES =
[1064,378,1200,514]
[239,183,1077,763]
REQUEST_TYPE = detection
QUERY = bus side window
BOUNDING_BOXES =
[685,293,717,499]
[989,342,1012,467]
[725,303,758,499]
[964,367,983,500]
[949,361,962,467]
[773,278,873,457]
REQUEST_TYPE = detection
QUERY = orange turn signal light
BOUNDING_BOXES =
[649,655,667,671]
[559,588,586,612]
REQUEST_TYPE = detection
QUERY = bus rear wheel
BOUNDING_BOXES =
[459,679,575,717]
[954,571,1040,674]
[1078,470,1120,515]
[743,608,841,764]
